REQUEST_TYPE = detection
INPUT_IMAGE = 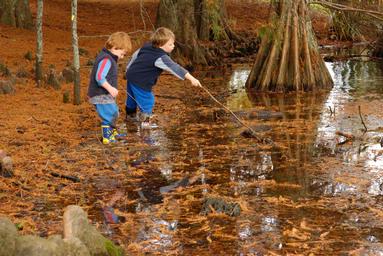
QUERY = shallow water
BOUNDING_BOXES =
[99,52,383,254]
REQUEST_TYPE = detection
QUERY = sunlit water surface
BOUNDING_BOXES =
[102,52,383,255]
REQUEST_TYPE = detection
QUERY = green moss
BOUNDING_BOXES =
[258,26,274,42]
[104,239,124,256]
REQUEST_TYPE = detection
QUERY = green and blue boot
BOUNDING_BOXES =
[101,125,117,144]
[112,127,127,139]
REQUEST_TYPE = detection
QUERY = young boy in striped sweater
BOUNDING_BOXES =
[88,32,132,144]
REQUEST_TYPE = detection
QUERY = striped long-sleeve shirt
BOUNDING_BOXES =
[87,48,118,104]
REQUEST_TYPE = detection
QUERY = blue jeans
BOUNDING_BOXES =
[95,103,119,127]
[126,82,154,114]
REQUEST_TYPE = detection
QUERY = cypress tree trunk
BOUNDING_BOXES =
[0,0,33,29]
[246,0,333,92]
[72,0,81,105]
[35,0,43,86]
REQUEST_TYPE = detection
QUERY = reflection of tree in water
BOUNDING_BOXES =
[316,59,383,196]
[245,91,329,193]
[333,59,383,95]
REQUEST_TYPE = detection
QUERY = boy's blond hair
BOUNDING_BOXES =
[150,27,175,48]
[105,32,132,52]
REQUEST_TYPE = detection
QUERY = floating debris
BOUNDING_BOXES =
[200,197,241,217]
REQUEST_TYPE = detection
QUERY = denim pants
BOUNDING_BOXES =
[126,81,154,115]
[95,103,119,127]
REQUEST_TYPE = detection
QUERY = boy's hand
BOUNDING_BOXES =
[185,73,201,87]
[190,77,202,87]
[108,87,118,98]
[102,81,118,98]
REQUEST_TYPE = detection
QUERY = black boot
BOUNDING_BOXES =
[125,107,137,122]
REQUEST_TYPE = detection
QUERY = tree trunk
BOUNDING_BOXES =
[0,0,33,29]
[156,0,239,66]
[246,0,333,92]
[72,0,81,105]
[196,0,240,42]
[35,0,43,86]
[156,0,208,66]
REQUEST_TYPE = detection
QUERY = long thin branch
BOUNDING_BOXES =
[310,1,383,21]
[358,105,368,132]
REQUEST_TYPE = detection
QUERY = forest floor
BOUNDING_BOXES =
[1,0,381,254]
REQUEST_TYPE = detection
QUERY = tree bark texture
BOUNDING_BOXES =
[246,0,333,92]
[373,32,383,58]
[0,0,33,29]
[35,0,43,86]
[157,0,208,66]
[72,0,81,105]
[196,0,239,42]
[156,0,239,66]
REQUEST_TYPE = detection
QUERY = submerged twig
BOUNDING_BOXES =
[50,171,80,183]
[358,105,368,132]
[328,105,335,116]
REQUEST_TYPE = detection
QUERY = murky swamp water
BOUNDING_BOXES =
[92,49,383,255]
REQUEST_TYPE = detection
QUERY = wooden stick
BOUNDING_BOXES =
[50,171,80,183]
[358,105,368,132]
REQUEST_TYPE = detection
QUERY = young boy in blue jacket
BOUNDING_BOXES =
[125,27,201,128]
[88,32,132,144]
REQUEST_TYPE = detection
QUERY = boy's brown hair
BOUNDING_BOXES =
[150,27,175,48]
[105,32,132,52]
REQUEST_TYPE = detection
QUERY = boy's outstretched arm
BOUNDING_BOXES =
[155,55,201,87]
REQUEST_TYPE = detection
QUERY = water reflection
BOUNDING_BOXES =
[261,216,278,232]
[314,59,383,198]
[109,53,383,255]
[226,68,252,110]
[230,151,273,183]
[222,57,383,254]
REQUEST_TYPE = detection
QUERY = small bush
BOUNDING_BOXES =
[24,51,33,61]
[0,63,11,77]
[79,48,89,56]
[16,67,30,78]
[63,91,70,103]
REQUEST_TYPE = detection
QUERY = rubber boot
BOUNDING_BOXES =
[112,127,127,139]
[101,125,116,144]
[125,108,137,122]
[139,113,158,129]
